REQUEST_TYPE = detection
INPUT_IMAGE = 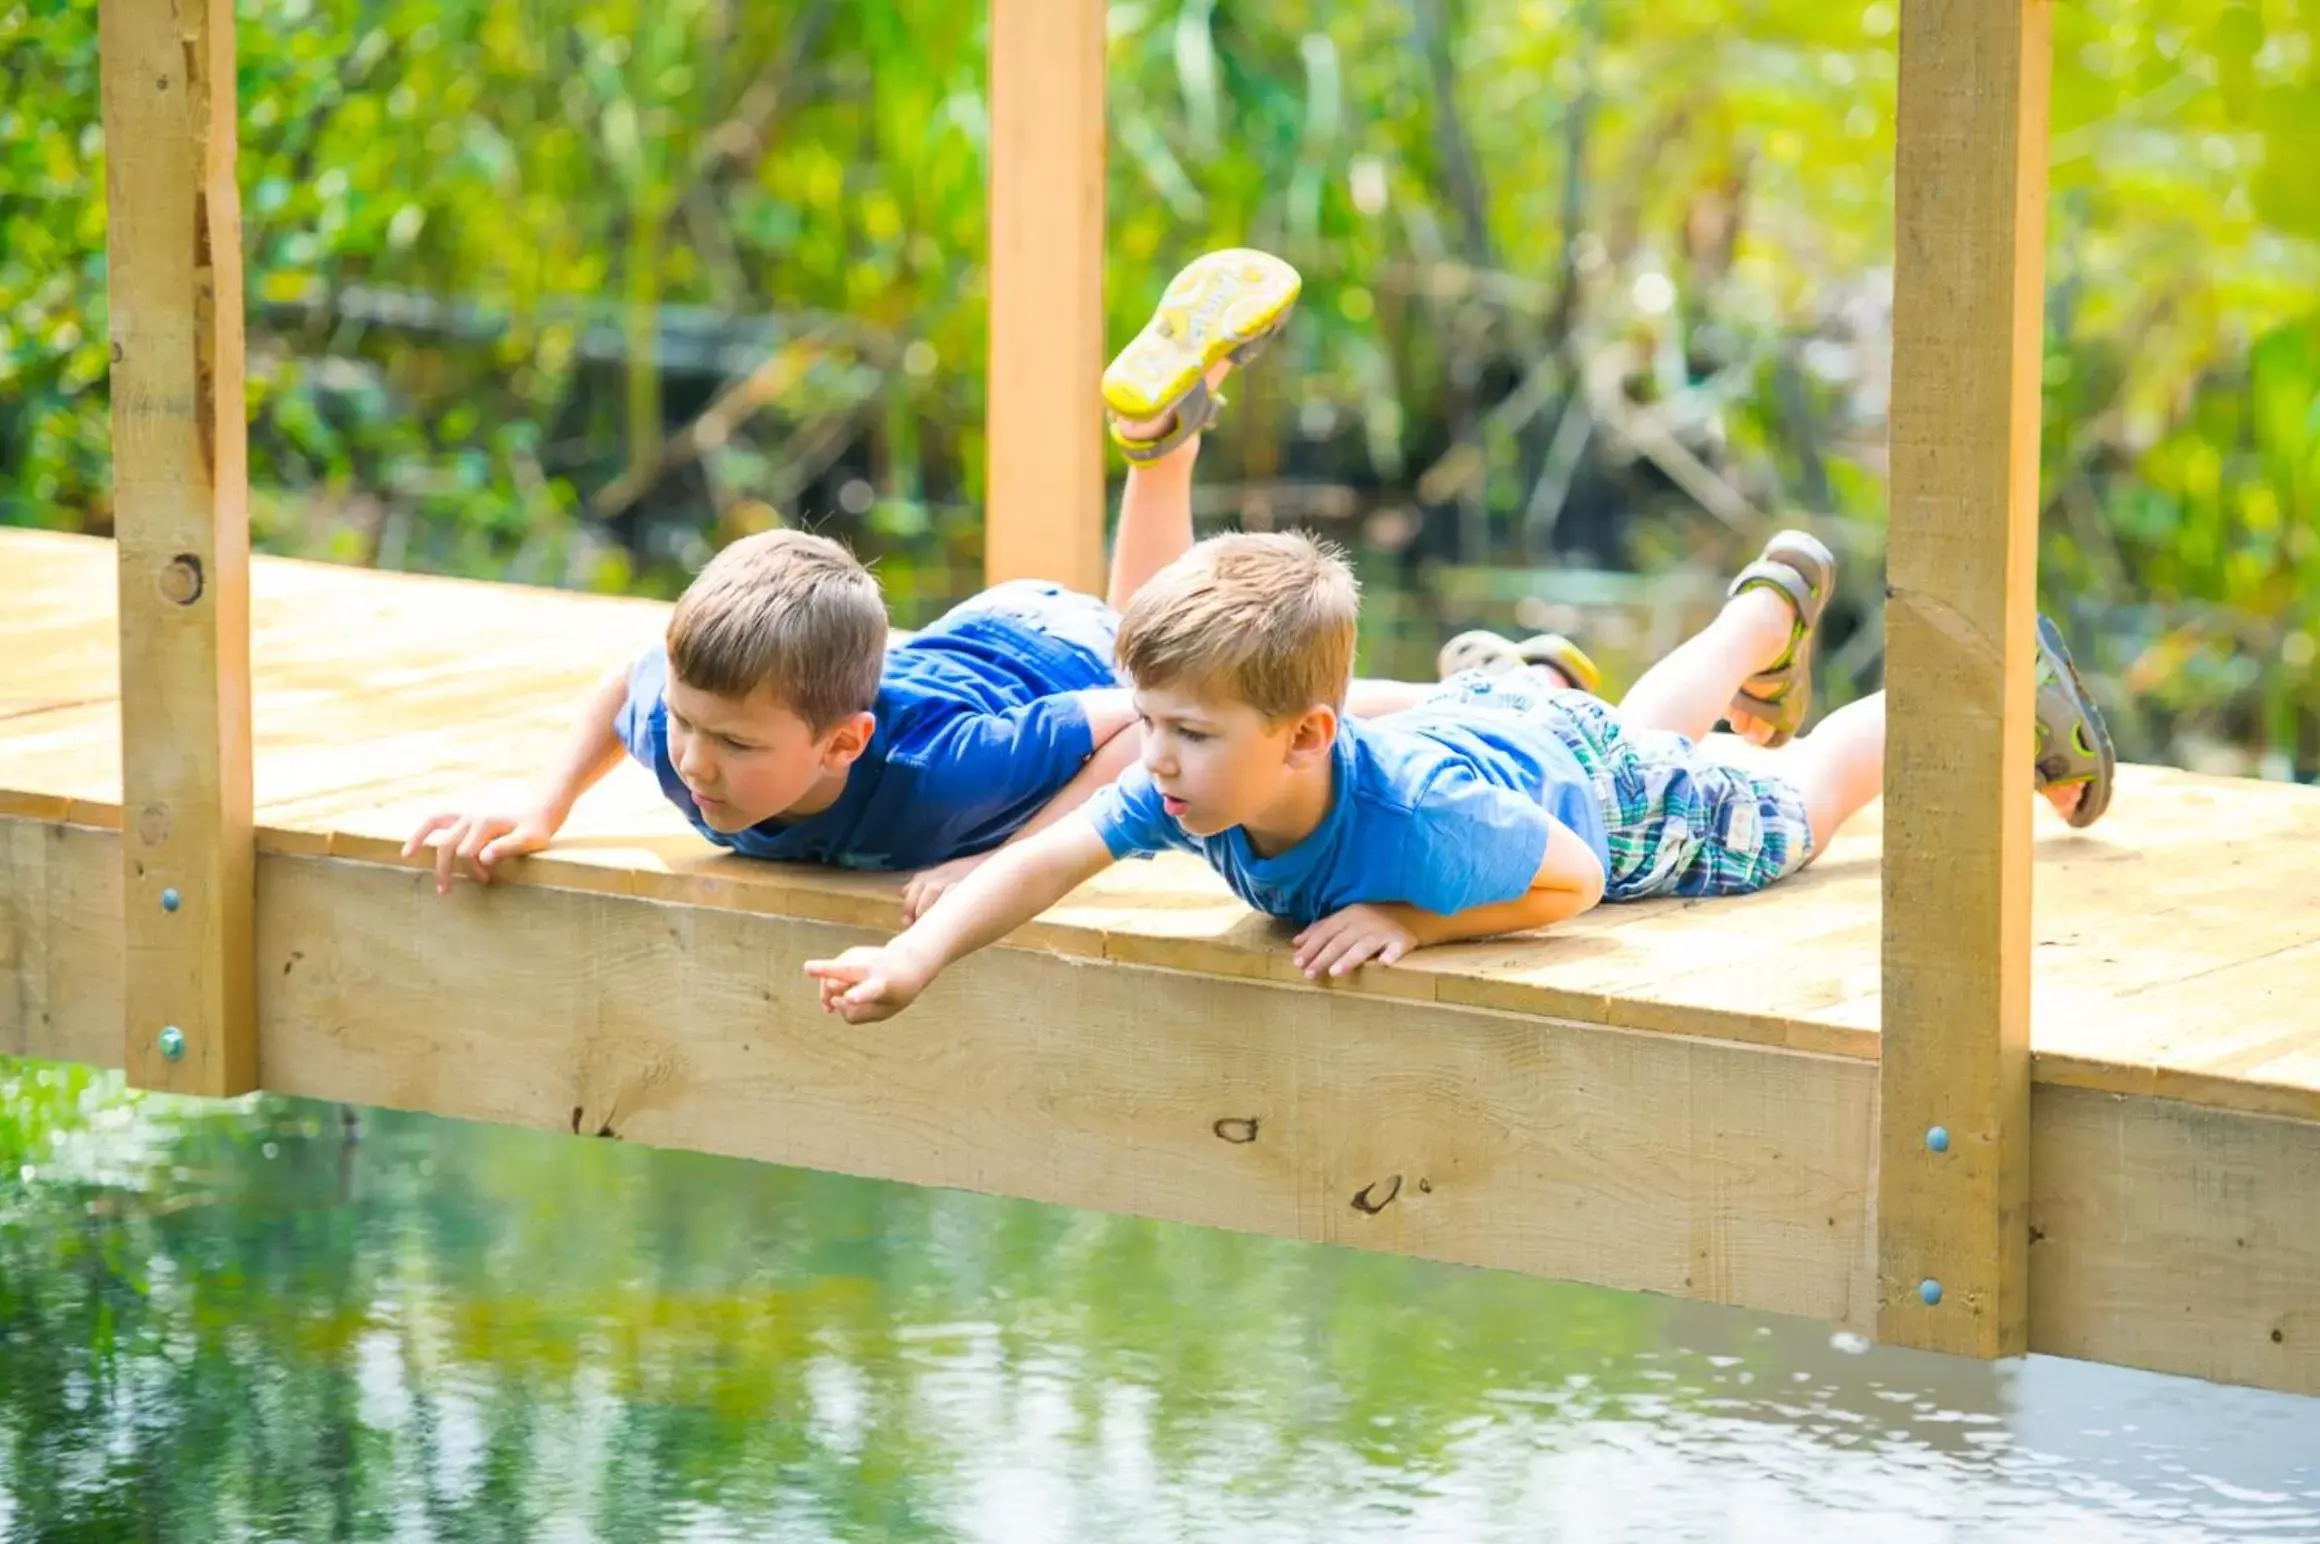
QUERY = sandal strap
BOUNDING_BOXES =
[1110,379,1221,464]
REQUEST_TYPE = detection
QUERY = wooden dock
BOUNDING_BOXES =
[5,525,2316,1397]
[17,0,2315,1406]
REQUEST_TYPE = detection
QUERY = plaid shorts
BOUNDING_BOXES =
[1431,672,1816,902]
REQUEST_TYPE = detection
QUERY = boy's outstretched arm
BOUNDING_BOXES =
[402,660,632,893]
[1292,815,1607,979]
[899,689,1138,923]
[810,817,1118,1024]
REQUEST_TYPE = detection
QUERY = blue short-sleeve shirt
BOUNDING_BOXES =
[615,595,1119,871]
[1082,692,1611,928]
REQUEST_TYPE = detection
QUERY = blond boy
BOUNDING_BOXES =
[806,530,2113,1020]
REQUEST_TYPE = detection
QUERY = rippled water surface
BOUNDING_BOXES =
[1,1062,2313,1542]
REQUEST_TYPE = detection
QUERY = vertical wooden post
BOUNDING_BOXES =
[1878,0,2052,1357]
[101,0,258,1096]
[985,0,1108,595]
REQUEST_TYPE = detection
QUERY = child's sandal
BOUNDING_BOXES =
[2033,613,2116,829]
[1436,630,1603,695]
[1104,248,1302,463]
[1725,529,1837,747]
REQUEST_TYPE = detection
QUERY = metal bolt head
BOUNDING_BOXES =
[160,887,181,913]
[1925,1125,1950,1154]
[1918,1278,1943,1307]
[158,1026,185,1062]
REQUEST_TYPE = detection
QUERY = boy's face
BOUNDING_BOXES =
[1132,681,1335,839]
[664,675,873,832]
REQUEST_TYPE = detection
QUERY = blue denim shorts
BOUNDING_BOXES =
[940,579,1126,683]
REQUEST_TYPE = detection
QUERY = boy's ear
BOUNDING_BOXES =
[820,711,878,767]
[1283,704,1339,767]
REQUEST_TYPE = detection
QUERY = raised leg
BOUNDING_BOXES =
[1617,587,1795,741]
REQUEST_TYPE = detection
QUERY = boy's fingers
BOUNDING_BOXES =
[402,813,454,857]
[434,828,462,893]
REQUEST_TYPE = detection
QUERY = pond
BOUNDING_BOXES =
[1,1062,2314,1542]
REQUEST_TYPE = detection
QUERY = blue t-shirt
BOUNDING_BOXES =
[615,607,1118,871]
[1082,698,1611,928]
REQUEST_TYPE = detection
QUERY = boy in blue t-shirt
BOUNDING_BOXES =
[403,250,1536,894]
[399,249,1317,889]
[805,529,2116,1021]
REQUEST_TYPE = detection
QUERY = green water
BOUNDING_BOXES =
[1,1063,2314,1542]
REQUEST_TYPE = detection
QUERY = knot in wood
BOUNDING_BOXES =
[158,554,204,605]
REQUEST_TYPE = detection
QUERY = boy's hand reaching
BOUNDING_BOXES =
[900,854,986,925]
[805,945,934,1024]
[1293,904,1421,980]
[402,805,560,894]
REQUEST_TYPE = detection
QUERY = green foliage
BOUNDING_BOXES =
[1,0,2316,765]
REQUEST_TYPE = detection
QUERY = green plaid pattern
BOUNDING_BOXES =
[1429,672,1815,902]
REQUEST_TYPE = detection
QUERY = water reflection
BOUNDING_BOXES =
[1,1062,2313,1541]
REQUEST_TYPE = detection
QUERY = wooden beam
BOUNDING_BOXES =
[99,0,258,1095]
[1878,0,2053,1356]
[984,0,1107,595]
[2030,1085,2320,1396]
[13,817,2320,1399]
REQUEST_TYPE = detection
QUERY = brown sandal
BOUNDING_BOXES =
[1725,529,1837,747]
[1436,630,1603,695]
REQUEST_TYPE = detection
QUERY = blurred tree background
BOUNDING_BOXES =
[3,0,2316,774]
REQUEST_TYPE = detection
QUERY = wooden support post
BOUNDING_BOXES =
[1878,0,2052,1357]
[100,0,258,1095]
[984,0,1107,595]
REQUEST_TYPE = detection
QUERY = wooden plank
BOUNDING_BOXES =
[1876,0,2053,1358]
[101,0,257,1096]
[10,817,2320,1399]
[0,817,125,1070]
[984,0,1107,594]
[2030,1084,2320,1398]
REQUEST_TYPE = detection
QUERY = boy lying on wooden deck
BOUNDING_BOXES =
[405,251,1569,905]
[807,513,2117,1024]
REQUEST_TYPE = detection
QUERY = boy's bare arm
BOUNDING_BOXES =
[898,688,1138,923]
[403,660,632,892]
[808,818,1118,1023]
[1292,817,1607,978]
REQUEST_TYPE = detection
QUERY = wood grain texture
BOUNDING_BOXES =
[984,0,1107,594]
[2031,1084,2320,1398]
[276,852,1884,1324]
[1878,0,2053,1358]
[100,0,257,1095]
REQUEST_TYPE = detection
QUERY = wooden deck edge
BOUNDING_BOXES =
[2028,1083,2319,1396]
[5,814,1882,1327]
[3,803,2313,1119]
[8,812,2316,1397]
[0,793,1881,1061]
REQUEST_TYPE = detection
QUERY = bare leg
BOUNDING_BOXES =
[1769,690,2085,864]
[1105,359,1231,612]
[1772,692,1888,856]
[1618,587,1793,742]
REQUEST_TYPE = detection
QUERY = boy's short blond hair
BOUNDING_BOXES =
[1116,531,1358,719]
[666,529,886,729]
